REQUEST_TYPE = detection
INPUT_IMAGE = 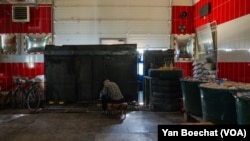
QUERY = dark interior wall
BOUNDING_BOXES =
[44,44,138,105]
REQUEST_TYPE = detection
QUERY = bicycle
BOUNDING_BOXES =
[11,76,42,113]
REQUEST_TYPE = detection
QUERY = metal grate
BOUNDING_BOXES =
[12,6,30,22]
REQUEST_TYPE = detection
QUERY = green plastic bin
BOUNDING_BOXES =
[180,79,204,117]
[199,86,237,124]
[235,94,250,125]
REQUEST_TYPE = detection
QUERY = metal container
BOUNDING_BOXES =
[44,44,138,105]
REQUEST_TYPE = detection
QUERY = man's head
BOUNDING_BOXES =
[103,79,110,86]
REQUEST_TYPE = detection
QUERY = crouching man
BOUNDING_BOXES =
[99,79,125,114]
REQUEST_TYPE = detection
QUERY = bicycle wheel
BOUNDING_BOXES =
[11,87,26,108]
[27,86,41,112]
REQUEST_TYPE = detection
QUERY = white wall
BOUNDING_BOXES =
[172,0,193,6]
[53,0,172,50]
[217,14,250,62]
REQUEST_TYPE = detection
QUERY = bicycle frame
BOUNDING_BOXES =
[11,78,29,108]
[11,77,42,112]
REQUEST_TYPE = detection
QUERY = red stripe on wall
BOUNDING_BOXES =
[217,62,250,83]
[0,63,44,91]
[193,0,249,28]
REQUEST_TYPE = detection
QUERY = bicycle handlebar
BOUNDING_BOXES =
[13,77,35,85]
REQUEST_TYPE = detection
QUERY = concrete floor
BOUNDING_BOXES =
[0,104,186,141]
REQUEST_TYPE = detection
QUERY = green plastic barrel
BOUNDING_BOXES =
[235,95,250,125]
[180,79,204,117]
[199,87,237,124]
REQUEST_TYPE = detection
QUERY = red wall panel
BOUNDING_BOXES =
[0,63,44,91]
[171,6,195,34]
[0,4,52,33]
[174,62,193,77]
[174,0,250,82]
[193,0,250,82]
[217,62,250,83]
[193,0,249,28]
[0,4,50,91]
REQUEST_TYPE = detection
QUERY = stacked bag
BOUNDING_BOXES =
[192,60,215,79]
